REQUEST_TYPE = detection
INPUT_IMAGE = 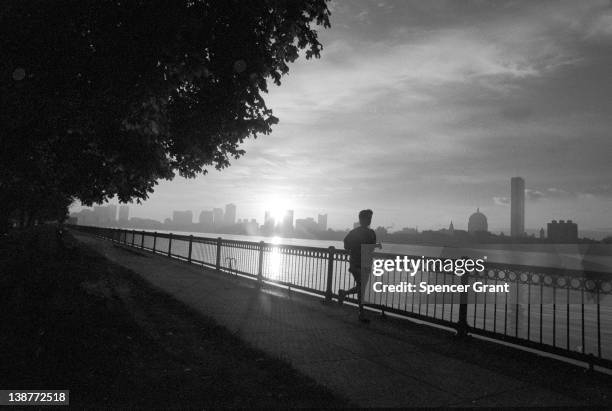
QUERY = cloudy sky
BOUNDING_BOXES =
[83,0,612,232]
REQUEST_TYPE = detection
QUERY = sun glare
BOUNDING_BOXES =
[263,197,293,224]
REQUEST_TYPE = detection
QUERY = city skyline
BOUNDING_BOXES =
[71,174,607,238]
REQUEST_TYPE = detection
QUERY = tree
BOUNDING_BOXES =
[1,0,330,228]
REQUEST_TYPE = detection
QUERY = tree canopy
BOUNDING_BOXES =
[1,0,330,228]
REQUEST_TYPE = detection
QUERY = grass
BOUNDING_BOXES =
[0,226,351,408]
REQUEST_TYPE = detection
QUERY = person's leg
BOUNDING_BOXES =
[356,285,369,322]
[344,285,359,295]
[338,270,360,305]
[355,272,370,323]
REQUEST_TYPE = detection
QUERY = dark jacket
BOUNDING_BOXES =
[343,226,376,273]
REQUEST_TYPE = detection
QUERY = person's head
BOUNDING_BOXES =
[358,209,373,228]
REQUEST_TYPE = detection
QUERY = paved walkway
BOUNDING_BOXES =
[74,232,612,407]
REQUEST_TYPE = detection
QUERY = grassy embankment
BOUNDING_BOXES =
[0,226,350,408]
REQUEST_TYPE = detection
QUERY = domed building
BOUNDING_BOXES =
[468,208,488,233]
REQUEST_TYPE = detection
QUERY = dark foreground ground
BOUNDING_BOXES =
[0,226,351,408]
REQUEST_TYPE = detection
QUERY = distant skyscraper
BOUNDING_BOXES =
[92,206,105,224]
[172,210,193,225]
[77,209,96,225]
[511,177,525,238]
[93,205,116,225]
[107,204,117,222]
[199,210,213,226]
[295,217,318,233]
[282,210,294,232]
[118,205,129,221]
[468,208,488,233]
[261,211,274,234]
[213,208,224,226]
[224,203,236,225]
[317,214,328,231]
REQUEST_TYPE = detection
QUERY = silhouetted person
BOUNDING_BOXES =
[339,209,377,322]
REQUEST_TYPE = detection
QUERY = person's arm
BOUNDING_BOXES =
[370,230,382,249]
[343,231,353,251]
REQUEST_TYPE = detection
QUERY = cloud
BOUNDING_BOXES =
[493,196,510,206]
[586,12,612,40]
[525,187,581,202]
[116,0,612,231]
[545,187,574,198]
[526,189,545,202]
[582,184,612,198]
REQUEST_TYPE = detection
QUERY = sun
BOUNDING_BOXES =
[263,197,293,224]
[269,207,286,224]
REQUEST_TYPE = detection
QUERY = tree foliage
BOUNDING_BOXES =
[1,0,330,227]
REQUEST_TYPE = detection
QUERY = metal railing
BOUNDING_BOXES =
[71,225,612,370]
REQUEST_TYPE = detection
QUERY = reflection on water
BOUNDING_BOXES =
[267,236,282,279]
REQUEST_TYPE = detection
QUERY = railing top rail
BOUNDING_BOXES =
[262,243,347,254]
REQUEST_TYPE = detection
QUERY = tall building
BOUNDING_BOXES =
[295,217,318,234]
[93,205,116,225]
[511,177,525,238]
[261,211,274,234]
[224,203,236,226]
[92,206,104,224]
[199,210,213,226]
[264,211,274,226]
[76,209,96,225]
[107,205,117,222]
[467,208,488,233]
[118,205,129,221]
[317,214,328,231]
[212,208,224,226]
[282,210,294,232]
[263,211,274,226]
[172,210,193,226]
[547,220,578,243]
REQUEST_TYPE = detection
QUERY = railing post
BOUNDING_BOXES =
[141,230,145,249]
[131,229,136,246]
[325,246,335,302]
[187,235,193,263]
[456,271,470,337]
[216,237,222,271]
[257,241,264,286]
[153,231,157,253]
[168,233,173,257]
